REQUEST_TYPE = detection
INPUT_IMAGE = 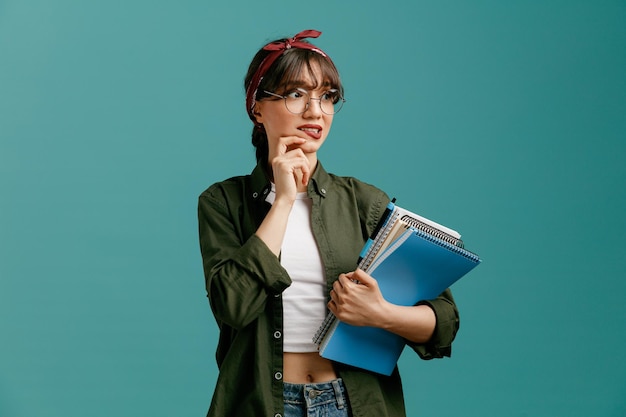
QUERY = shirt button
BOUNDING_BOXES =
[274,331,282,339]
[274,371,283,380]
[252,192,258,198]
[320,188,326,194]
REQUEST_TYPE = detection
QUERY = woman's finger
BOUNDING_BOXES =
[275,136,307,155]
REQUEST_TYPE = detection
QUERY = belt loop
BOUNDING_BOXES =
[332,379,345,409]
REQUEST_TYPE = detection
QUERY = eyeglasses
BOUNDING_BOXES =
[262,88,345,115]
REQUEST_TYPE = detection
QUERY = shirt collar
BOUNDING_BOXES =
[249,160,332,202]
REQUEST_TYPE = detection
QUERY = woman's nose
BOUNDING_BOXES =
[303,97,323,117]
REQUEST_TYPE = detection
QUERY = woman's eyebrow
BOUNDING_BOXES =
[283,79,332,91]
[283,81,314,90]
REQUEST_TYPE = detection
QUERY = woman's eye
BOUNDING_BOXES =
[322,90,339,102]
[286,90,306,99]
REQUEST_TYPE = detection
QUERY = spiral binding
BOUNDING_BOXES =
[400,215,464,248]
[359,212,401,271]
[409,227,480,262]
[313,311,336,345]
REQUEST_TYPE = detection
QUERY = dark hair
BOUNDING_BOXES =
[244,41,344,168]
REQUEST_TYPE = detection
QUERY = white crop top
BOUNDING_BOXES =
[266,187,326,352]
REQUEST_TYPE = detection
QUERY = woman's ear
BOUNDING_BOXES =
[252,103,263,125]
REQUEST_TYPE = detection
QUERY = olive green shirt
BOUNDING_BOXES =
[198,161,460,417]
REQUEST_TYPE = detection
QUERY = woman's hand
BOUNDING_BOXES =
[255,136,309,257]
[328,269,389,327]
[328,269,437,343]
[269,136,310,202]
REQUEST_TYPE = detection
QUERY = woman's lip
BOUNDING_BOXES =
[298,125,322,139]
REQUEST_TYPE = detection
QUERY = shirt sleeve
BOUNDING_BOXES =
[198,187,292,330]
[407,289,460,359]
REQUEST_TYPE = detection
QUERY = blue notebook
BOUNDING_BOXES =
[313,203,481,375]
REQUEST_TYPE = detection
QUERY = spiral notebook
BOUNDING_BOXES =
[312,201,481,375]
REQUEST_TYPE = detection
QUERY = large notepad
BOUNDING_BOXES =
[313,201,481,375]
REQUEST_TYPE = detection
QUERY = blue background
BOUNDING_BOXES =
[1,1,625,416]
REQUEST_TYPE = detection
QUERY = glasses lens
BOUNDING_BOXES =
[320,90,344,115]
[284,90,308,114]
[283,89,345,115]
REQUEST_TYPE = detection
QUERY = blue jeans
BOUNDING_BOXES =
[283,378,351,417]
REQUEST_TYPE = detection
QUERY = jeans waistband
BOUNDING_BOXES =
[283,378,347,410]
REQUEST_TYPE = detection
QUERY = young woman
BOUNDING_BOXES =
[198,29,460,417]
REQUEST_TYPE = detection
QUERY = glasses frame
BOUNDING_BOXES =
[262,88,346,115]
